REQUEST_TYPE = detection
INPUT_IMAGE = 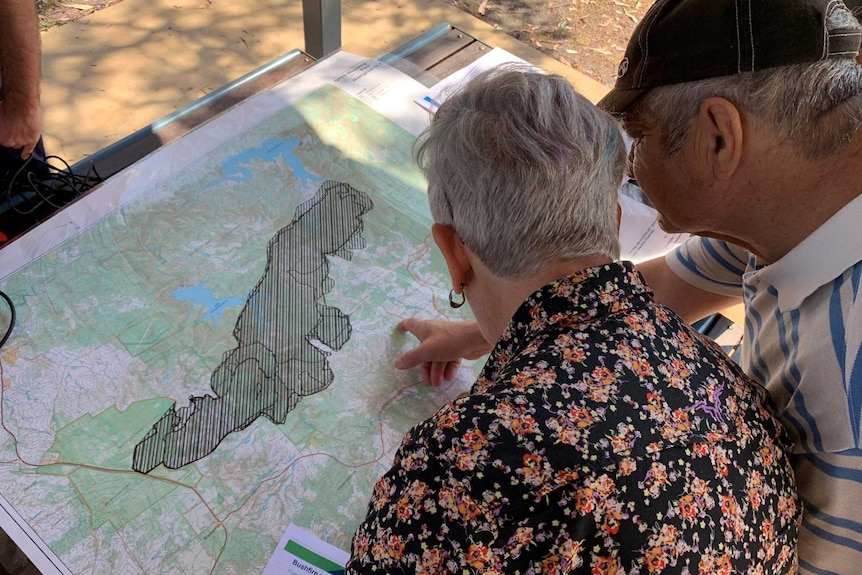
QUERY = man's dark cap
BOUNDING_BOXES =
[598,0,862,115]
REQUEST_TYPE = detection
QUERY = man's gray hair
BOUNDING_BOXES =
[624,7,862,158]
[415,66,624,280]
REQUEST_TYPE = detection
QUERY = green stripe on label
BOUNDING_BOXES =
[284,540,345,573]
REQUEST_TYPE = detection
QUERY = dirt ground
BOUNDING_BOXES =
[447,0,653,85]
[37,0,124,30]
[37,0,654,87]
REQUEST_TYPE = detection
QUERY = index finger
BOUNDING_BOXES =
[396,317,428,339]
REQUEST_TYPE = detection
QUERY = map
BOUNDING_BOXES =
[133,181,374,473]
[0,67,473,574]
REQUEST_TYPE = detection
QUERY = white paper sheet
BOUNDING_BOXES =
[331,58,429,136]
[414,47,534,114]
[618,180,689,263]
[263,524,349,575]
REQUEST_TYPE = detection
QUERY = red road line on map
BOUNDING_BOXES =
[0,359,22,465]
[0,357,229,572]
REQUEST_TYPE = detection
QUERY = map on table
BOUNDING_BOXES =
[0,62,472,574]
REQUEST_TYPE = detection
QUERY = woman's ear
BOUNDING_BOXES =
[695,97,744,181]
[431,223,472,290]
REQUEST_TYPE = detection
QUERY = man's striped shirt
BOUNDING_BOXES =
[666,193,862,575]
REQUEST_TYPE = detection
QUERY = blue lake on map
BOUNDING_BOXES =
[206,137,321,189]
[172,282,246,325]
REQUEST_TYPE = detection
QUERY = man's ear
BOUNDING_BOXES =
[694,97,744,181]
[431,223,472,290]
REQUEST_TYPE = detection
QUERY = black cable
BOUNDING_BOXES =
[0,152,100,346]
[3,153,103,216]
[0,153,100,348]
[0,289,14,350]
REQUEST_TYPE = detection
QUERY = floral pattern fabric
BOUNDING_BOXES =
[347,262,799,574]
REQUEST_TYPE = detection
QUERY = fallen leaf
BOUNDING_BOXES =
[61,3,94,9]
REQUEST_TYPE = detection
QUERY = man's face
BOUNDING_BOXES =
[625,118,703,235]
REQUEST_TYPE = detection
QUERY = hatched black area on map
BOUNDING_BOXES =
[132,181,374,473]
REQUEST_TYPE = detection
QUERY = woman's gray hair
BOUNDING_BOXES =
[414,66,625,280]
[624,6,862,158]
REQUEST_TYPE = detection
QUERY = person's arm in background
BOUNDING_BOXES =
[0,0,42,158]
[395,237,748,386]
[636,255,742,324]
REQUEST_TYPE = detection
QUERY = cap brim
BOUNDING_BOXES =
[597,87,646,116]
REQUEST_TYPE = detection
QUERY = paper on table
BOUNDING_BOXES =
[263,523,350,575]
[330,58,429,136]
[618,180,689,263]
[415,47,534,114]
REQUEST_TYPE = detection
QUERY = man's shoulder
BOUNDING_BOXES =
[665,237,750,297]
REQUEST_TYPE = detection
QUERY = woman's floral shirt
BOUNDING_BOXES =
[347,262,800,574]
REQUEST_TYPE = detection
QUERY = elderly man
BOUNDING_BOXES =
[600,1,862,573]
[395,0,862,573]
[349,67,799,574]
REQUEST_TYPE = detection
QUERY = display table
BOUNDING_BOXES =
[0,25,741,573]
[0,25,491,574]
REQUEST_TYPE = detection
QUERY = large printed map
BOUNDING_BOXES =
[0,65,472,574]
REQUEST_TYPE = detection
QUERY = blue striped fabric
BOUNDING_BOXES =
[665,196,862,574]
[670,238,747,291]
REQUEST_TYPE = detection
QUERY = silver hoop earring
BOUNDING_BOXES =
[448,284,466,309]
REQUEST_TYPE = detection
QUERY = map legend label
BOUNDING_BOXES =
[263,524,348,575]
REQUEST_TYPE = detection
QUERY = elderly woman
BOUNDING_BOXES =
[346,68,799,574]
